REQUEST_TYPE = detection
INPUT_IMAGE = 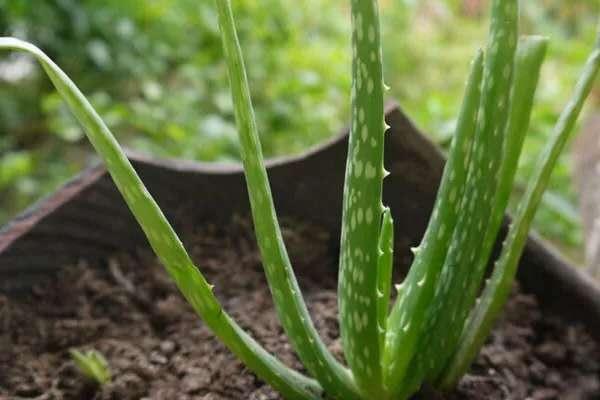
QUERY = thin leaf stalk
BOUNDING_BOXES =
[214,2,360,398]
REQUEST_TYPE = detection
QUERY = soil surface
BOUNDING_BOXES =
[1,217,598,399]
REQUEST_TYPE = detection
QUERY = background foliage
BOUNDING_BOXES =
[0,0,598,261]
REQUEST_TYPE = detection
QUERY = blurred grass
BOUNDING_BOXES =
[0,0,598,261]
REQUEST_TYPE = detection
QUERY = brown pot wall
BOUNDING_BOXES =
[0,104,599,340]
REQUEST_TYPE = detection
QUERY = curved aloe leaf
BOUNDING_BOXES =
[383,48,484,397]
[338,0,388,396]
[0,37,322,400]
[214,2,360,398]
[440,38,600,391]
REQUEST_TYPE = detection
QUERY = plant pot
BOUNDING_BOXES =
[1,105,599,399]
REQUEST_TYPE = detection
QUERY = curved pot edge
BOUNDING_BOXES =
[0,104,598,340]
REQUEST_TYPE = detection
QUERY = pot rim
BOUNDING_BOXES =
[1,104,598,339]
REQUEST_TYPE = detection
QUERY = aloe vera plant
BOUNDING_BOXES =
[1,1,599,399]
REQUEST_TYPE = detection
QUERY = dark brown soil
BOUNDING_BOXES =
[0,217,598,400]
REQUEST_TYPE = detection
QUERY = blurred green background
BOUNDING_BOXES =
[0,0,598,261]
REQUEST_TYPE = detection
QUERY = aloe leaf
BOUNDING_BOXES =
[439,38,600,391]
[390,3,519,392]
[383,48,484,397]
[214,2,361,398]
[376,207,394,355]
[337,0,388,395]
[0,37,322,400]
[473,35,548,285]
[430,34,548,378]
[402,35,548,391]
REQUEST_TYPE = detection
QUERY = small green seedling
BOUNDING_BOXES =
[2,1,599,399]
[69,349,111,386]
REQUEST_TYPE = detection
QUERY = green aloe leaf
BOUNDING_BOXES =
[431,34,548,380]
[338,0,387,396]
[440,36,600,391]
[0,37,322,400]
[403,35,548,393]
[383,48,484,398]
[214,2,360,398]
[376,207,394,355]
[391,2,519,393]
